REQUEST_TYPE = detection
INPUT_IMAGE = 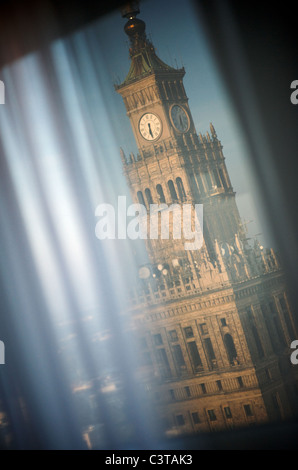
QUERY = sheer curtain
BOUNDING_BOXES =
[0,25,154,450]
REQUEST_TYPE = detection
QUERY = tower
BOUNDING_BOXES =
[115,4,298,435]
[116,4,244,265]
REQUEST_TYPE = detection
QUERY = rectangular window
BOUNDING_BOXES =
[194,174,205,195]
[169,330,178,342]
[169,389,175,400]
[268,301,276,314]
[273,315,287,346]
[224,407,232,419]
[176,414,185,426]
[207,409,217,421]
[153,334,163,346]
[184,326,194,338]
[251,325,265,358]
[173,344,186,368]
[268,300,287,346]
[204,171,213,190]
[279,296,295,340]
[187,341,203,370]
[246,306,254,324]
[192,412,200,424]
[156,348,169,365]
[244,404,253,417]
[201,383,207,394]
[269,301,287,346]
[185,386,191,397]
[272,393,280,410]
[213,169,222,188]
[155,348,171,378]
[237,376,244,388]
[216,380,223,391]
[200,323,208,334]
[261,304,281,352]
[219,168,228,190]
[204,337,216,362]
[220,318,227,327]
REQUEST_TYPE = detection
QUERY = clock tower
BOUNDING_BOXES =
[114,3,298,435]
[115,4,245,265]
[115,8,194,147]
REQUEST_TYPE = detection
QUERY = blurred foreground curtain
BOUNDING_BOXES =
[0,0,158,450]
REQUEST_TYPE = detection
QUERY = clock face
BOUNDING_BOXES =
[170,105,189,132]
[139,113,162,141]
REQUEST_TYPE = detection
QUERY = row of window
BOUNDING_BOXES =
[175,403,254,427]
[136,167,229,210]
[140,321,239,375]
[247,297,296,360]
[151,319,228,347]
[276,296,296,340]
[169,376,245,401]
[161,80,184,102]
[190,167,229,196]
[141,296,294,374]
[141,338,238,378]
[137,177,186,208]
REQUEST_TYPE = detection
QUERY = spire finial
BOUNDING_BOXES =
[120,1,148,56]
[210,122,217,138]
[120,147,127,164]
[120,1,140,20]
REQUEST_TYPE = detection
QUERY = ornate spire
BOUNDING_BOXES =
[120,1,140,20]
[120,147,127,164]
[117,2,183,88]
[121,1,147,56]
[210,122,217,138]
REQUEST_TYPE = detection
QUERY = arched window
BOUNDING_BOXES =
[213,169,222,188]
[168,180,178,202]
[247,308,265,358]
[145,188,153,205]
[137,190,146,206]
[204,171,213,190]
[176,177,186,201]
[187,341,203,370]
[155,348,171,378]
[172,344,186,373]
[251,326,265,358]
[219,168,228,190]
[196,174,205,195]
[156,184,166,203]
[224,334,238,364]
[204,338,216,368]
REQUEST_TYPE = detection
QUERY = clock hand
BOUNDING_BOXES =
[148,123,153,138]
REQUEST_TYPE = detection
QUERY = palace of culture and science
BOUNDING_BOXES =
[113,3,298,435]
